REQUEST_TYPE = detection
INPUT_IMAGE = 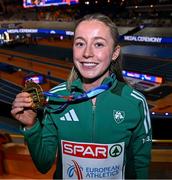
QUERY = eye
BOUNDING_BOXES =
[95,42,104,48]
[74,41,85,48]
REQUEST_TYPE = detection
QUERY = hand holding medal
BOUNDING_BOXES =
[22,80,45,110]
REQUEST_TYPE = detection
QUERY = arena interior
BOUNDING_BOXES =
[0,0,172,178]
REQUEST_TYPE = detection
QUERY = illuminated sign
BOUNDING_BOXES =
[2,28,74,36]
[23,0,79,8]
[7,29,38,34]
[122,70,163,84]
[123,35,162,43]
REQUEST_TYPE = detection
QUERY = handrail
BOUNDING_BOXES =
[152,139,172,143]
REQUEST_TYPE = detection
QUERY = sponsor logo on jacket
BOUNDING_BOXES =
[60,109,79,122]
[61,140,125,179]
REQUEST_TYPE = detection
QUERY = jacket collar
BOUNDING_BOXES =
[70,74,118,93]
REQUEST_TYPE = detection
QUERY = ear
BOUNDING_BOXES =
[112,45,120,61]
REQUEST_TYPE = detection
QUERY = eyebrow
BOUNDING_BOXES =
[74,36,107,42]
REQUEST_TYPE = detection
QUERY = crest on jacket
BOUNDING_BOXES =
[113,110,125,124]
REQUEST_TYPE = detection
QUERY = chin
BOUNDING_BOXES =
[82,75,103,83]
[82,74,97,80]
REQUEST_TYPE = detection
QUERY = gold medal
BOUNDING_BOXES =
[23,80,45,110]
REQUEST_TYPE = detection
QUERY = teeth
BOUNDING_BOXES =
[82,62,97,67]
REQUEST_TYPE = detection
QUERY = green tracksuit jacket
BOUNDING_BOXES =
[22,75,152,179]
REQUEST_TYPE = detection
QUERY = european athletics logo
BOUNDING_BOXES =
[67,160,83,179]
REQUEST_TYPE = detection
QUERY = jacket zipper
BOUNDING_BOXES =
[92,104,96,142]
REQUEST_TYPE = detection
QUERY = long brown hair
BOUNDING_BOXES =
[67,13,125,90]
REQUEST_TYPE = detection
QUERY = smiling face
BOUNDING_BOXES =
[73,20,119,86]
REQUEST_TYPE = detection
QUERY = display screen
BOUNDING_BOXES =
[24,74,46,84]
[122,70,164,84]
[23,0,79,8]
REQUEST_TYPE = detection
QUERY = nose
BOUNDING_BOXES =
[83,44,93,58]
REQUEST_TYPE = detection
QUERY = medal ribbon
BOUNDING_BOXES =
[44,83,111,101]
[44,82,112,112]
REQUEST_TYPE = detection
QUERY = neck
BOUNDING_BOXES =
[83,73,110,91]
[81,66,112,91]
[83,81,101,91]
